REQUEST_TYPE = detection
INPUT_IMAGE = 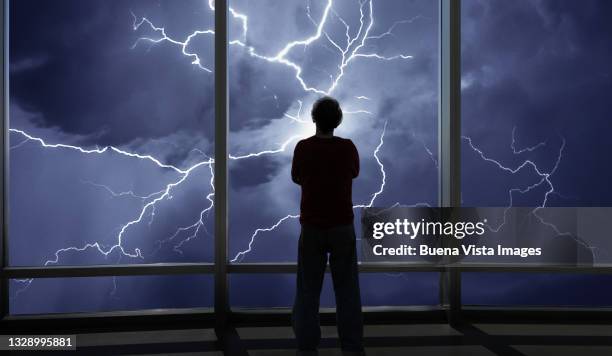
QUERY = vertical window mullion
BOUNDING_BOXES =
[0,0,8,320]
[214,0,229,334]
[438,0,462,324]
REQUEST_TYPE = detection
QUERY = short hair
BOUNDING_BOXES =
[311,96,343,132]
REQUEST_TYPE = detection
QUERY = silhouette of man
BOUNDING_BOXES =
[291,96,365,356]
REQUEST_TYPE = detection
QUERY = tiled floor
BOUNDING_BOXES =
[53,323,612,355]
[248,345,495,356]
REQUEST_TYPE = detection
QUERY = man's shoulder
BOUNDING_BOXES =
[294,137,316,154]
[299,136,315,143]
[297,136,355,148]
[335,136,356,148]
[296,136,314,148]
[329,135,353,143]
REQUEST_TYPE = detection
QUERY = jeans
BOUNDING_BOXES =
[292,223,364,354]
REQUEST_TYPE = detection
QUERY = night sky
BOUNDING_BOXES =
[7,0,612,314]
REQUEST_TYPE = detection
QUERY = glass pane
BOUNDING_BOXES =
[9,0,215,267]
[230,273,439,308]
[10,275,213,315]
[463,273,612,307]
[226,0,439,308]
[228,0,439,265]
[461,0,612,305]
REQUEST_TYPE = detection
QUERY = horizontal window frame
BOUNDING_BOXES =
[5,305,612,328]
[5,262,612,279]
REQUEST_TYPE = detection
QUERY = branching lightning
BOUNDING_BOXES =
[354,121,387,209]
[463,128,602,259]
[81,179,166,201]
[132,0,414,95]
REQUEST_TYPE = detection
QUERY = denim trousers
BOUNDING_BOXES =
[292,223,364,353]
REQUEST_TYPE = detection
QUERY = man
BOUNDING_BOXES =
[291,96,365,356]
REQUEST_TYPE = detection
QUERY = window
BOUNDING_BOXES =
[8,0,215,312]
[461,0,612,306]
[4,0,610,321]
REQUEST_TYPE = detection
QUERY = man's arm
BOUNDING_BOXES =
[350,140,359,178]
[291,141,302,185]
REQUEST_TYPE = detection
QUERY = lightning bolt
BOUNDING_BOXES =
[511,126,546,154]
[228,135,302,160]
[354,121,388,209]
[283,100,371,124]
[9,129,186,173]
[230,214,300,263]
[463,128,604,260]
[131,13,215,72]
[284,100,307,123]
[461,131,563,233]
[81,179,166,201]
[152,161,216,256]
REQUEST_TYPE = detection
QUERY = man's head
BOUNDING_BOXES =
[311,96,343,133]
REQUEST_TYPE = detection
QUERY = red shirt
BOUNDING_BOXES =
[291,136,360,228]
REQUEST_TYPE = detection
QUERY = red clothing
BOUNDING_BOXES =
[291,136,360,228]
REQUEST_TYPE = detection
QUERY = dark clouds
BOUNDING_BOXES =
[10,0,215,146]
[462,0,612,206]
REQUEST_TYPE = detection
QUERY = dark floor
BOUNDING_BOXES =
[45,323,612,355]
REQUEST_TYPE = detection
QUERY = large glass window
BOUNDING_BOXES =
[227,0,440,305]
[7,0,610,318]
[461,0,612,306]
[8,0,214,312]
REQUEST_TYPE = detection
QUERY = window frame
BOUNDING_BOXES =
[1,0,611,331]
